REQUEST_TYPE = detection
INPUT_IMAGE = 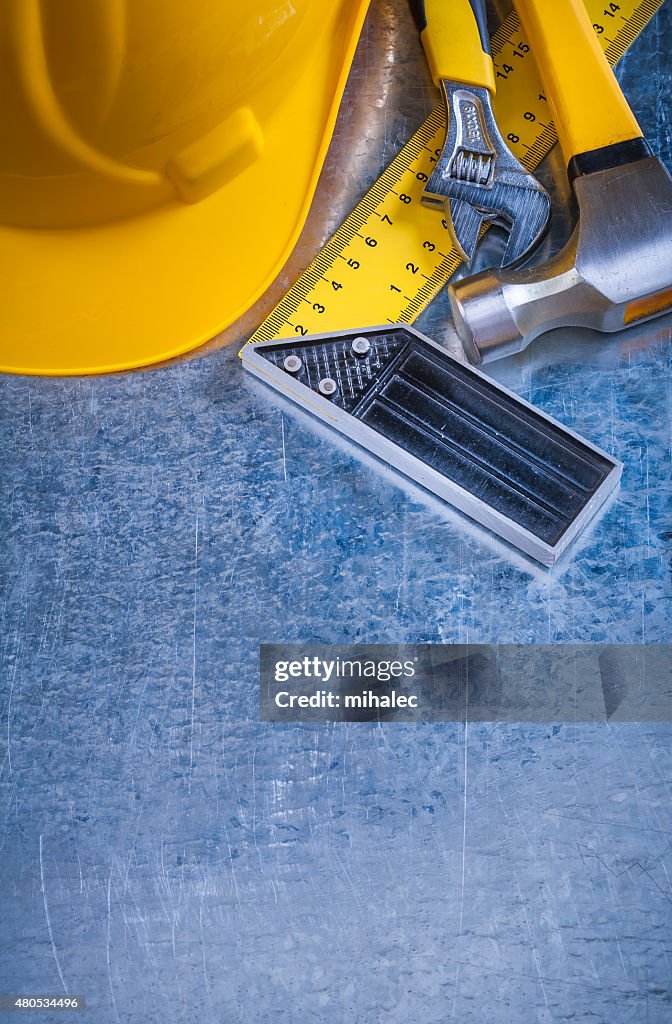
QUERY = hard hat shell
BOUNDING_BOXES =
[0,0,370,374]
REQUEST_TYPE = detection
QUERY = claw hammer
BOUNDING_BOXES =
[448,0,672,365]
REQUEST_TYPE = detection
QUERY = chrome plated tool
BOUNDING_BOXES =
[243,326,621,566]
[450,0,672,364]
[411,0,550,267]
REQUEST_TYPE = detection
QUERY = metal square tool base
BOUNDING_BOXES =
[242,325,621,565]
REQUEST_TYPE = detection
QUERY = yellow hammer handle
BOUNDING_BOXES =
[514,0,642,162]
[411,0,496,92]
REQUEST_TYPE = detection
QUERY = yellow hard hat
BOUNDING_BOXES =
[0,0,370,375]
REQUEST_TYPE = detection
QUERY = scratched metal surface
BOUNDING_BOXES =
[1,2,672,1022]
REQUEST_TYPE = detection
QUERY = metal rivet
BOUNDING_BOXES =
[283,354,302,374]
[351,336,371,358]
[318,377,338,397]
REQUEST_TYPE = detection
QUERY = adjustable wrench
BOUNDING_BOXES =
[410,0,551,267]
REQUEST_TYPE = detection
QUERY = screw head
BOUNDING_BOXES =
[283,354,302,374]
[351,336,371,358]
[318,377,338,397]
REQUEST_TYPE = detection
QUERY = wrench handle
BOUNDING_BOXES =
[515,0,642,169]
[410,0,496,92]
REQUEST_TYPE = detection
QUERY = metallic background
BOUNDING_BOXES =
[1,2,671,1021]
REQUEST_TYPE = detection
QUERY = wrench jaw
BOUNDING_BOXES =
[423,82,551,267]
[499,185,552,268]
[444,198,487,264]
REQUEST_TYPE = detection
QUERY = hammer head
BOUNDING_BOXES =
[449,153,672,364]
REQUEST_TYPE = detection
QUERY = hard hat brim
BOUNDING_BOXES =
[1,1,370,375]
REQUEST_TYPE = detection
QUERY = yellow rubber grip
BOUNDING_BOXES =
[514,0,642,161]
[420,0,496,92]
